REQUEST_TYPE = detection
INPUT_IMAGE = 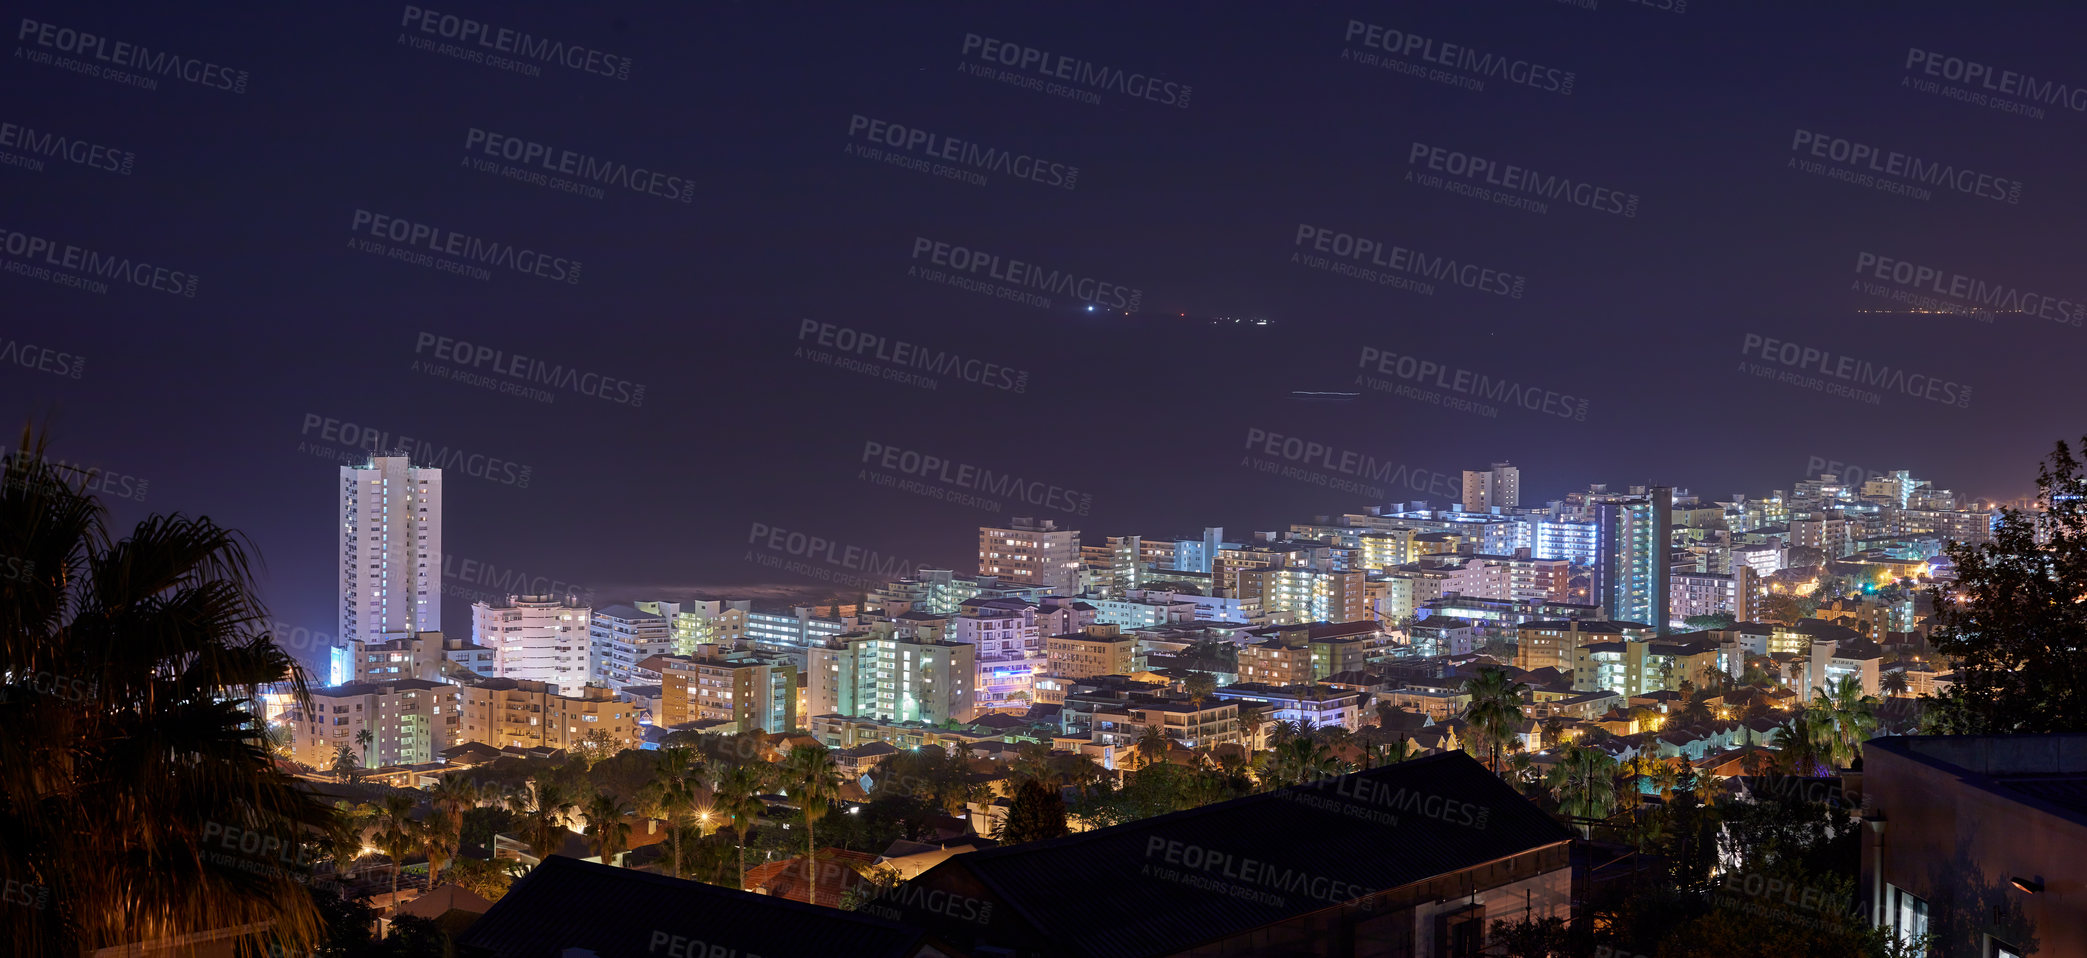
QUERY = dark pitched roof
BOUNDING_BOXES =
[898,751,1568,958]
[452,855,938,958]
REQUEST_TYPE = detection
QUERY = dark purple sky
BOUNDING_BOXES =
[4,0,2083,673]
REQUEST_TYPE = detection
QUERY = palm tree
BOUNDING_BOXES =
[418,807,459,893]
[1540,717,1567,748]
[424,773,476,887]
[1133,724,1172,770]
[374,794,418,934]
[1809,677,1880,769]
[1260,737,1337,788]
[713,762,767,890]
[331,745,362,783]
[356,727,376,769]
[1771,711,1828,777]
[1235,701,1268,749]
[1461,667,1529,773]
[1881,670,1909,697]
[326,802,373,886]
[1011,741,1053,785]
[512,777,577,862]
[582,793,633,866]
[0,436,341,954]
[781,744,842,896]
[638,748,705,879]
[1546,743,1618,837]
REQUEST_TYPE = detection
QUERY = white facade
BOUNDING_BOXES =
[590,604,672,690]
[336,457,441,684]
[979,517,1082,595]
[473,594,591,691]
[953,608,1041,711]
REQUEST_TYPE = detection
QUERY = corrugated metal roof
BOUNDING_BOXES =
[453,855,937,958]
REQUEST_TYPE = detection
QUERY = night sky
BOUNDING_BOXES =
[5,0,2082,675]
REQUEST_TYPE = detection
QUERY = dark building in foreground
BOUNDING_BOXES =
[883,750,1573,957]
[453,855,959,958]
[1862,735,2087,957]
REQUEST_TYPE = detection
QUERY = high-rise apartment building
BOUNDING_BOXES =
[744,605,849,662]
[1461,462,1521,512]
[1595,487,1672,632]
[979,517,1082,595]
[1238,566,1364,625]
[633,599,752,654]
[806,631,975,725]
[1080,535,1146,599]
[334,457,441,684]
[473,594,592,690]
[590,604,673,689]
[951,601,1042,712]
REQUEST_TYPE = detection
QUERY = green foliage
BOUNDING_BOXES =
[870,746,975,813]
[443,857,520,903]
[1761,593,1820,626]
[1486,916,1572,957]
[996,779,1069,844]
[1461,667,1529,773]
[1929,438,2087,733]
[457,806,513,853]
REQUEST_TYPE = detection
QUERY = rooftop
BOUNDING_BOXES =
[453,855,939,958]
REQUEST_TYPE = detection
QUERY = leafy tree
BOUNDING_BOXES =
[1487,915,1572,957]
[838,864,906,912]
[1461,667,1529,773]
[1683,612,1737,631]
[1786,545,1829,568]
[1010,741,1052,784]
[574,728,619,770]
[1929,439,2087,733]
[443,857,521,903]
[377,914,454,957]
[310,882,379,956]
[1184,672,1216,709]
[1074,762,1209,826]
[1761,592,1820,626]
[995,778,1069,844]
[456,804,513,852]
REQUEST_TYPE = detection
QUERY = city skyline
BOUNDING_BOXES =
[5,2,2083,678]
